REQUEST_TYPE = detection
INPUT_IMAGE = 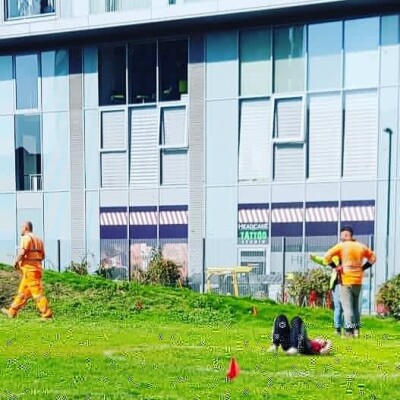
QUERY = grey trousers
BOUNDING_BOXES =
[340,285,362,330]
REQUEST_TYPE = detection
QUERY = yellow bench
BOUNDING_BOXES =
[206,266,254,297]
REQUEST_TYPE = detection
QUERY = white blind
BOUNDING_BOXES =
[308,93,341,179]
[101,110,125,149]
[274,144,304,181]
[239,98,270,182]
[343,90,378,178]
[274,98,302,139]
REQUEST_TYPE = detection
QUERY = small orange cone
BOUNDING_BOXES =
[252,306,258,317]
[226,358,240,381]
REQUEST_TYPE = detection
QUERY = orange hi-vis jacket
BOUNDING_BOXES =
[324,240,376,285]
[19,233,45,271]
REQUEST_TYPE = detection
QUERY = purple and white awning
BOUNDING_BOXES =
[238,205,375,224]
[101,210,188,226]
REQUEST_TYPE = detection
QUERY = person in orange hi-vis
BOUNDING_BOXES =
[1,221,53,320]
[324,226,376,339]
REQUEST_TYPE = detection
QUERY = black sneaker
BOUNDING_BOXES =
[335,328,341,335]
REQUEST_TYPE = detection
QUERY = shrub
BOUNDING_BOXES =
[66,255,89,276]
[145,248,181,287]
[376,274,400,319]
[287,267,330,307]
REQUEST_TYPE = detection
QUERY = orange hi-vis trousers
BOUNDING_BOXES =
[8,268,52,318]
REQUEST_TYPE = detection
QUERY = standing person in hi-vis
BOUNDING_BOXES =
[324,226,376,338]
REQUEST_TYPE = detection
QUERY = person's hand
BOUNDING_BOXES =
[13,262,20,271]
[336,266,343,274]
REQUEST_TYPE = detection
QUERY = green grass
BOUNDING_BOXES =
[0,265,399,399]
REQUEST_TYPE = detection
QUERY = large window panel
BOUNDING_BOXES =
[274,144,304,181]
[44,192,71,270]
[160,106,186,147]
[101,152,127,188]
[308,94,342,179]
[43,112,70,191]
[0,194,16,263]
[380,15,400,87]
[15,115,42,191]
[344,18,379,89]
[274,26,305,93]
[0,116,15,192]
[98,46,126,106]
[41,50,69,112]
[161,150,188,185]
[130,107,159,186]
[239,99,271,182]
[240,29,272,96]
[343,90,378,178]
[16,54,39,110]
[101,110,126,149]
[273,98,303,140]
[129,43,156,104]
[206,100,238,185]
[308,22,342,91]
[7,0,55,19]
[17,207,43,242]
[84,47,99,108]
[0,56,13,114]
[158,40,188,102]
[206,32,238,100]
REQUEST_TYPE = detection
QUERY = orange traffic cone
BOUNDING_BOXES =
[252,306,258,317]
[226,358,240,381]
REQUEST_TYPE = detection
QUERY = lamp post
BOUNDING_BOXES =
[384,127,393,282]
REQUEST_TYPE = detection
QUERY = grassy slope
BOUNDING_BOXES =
[0,265,399,399]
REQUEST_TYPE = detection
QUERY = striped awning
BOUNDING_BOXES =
[100,205,375,226]
[238,206,375,224]
[101,210,188,226]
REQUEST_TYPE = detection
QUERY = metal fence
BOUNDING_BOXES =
[0,234,395,315]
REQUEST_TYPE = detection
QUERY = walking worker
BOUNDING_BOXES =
[310,253,343,335]
[324,226,376,338]
[1,221,53,320]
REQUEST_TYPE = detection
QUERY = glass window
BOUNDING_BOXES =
[344,17,379,89]
[240,28,272,96]
[15,114,42,191]
[41,50,69,112]
[380,15,400,87]
[308,22,342,91]
[98,46,126,106]
[7,0,55,19]
[158,40,188,102]
[128,43,157,104]
[15,54,39,110]
[273,98,303,139]
[273,26,305,93]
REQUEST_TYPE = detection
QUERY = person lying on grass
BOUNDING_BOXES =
[268,314,332,355]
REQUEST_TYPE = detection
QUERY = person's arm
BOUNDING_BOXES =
[362,247,376,271]
[324,244,341,268]
[310,254,326,266]
[14,237,29,269]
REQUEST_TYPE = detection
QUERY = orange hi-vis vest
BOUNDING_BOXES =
[324,240,376,286]
[20,233,44,271]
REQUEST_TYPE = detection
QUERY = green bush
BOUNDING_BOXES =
[287,268,330,307]
[66,256,89,276]
[145,248,181,287]
[376,274,400,319]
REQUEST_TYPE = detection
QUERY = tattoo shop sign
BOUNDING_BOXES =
[238,223,269,245]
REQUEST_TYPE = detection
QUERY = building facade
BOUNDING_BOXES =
[0,0,399,304]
